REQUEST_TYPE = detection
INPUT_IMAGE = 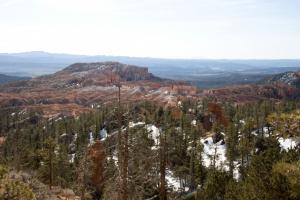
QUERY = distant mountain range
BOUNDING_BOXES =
[1,51,300,88]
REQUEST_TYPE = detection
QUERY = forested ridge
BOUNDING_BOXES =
[0,98,299,200]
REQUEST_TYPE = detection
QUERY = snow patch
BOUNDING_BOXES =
[191,120,197,126]
[200,136,240,179]
[129,121,145,128]
[60,133,67,137]
[250,127,298,151]
[239,120,245,125]
[251,127,271,137]
[146,124,160,148]
[200,137,227,168]
[166,170,181,191]
[88,132,94,146]
[80,85,118,92]
[100,128,108,141]
[278,137,298,150]
[70,153,76,163]
[178,101,182,107]
[127,122,160,149]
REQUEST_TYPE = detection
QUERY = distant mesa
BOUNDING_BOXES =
[0,62,193,116]
[60,62,160,82]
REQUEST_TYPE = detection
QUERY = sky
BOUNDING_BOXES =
[0,0,299,59]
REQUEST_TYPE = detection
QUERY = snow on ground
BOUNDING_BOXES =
[146,89,163,97]
[166,170,181,191]
[129,121,145,128]
[188,108,193,113]
[97,122,146,142]
[70,153,76,163]
[164,95,176,104]
[80,85,118,92]
[100,128,108,141]
[178,101,182,107]
[251,127,299,151]
[55,117,62,122]
[18,109,27,115]
[128,122,160,147]
[88,132,94,146]
[197,127,298,180]
[239,120,245,125]
[129,86,144,95]
[60,133,67,137]
[231,162,241,180]
[146,124,160,148]
[278,137,298,150]
[68,133,78,163]
[251,127,272,137]
[106,151,118,166]
[127,123,184,189]
[200,137,227,168]
[223,161,240,180]
[200,136,240,180]
[191,120,197,126]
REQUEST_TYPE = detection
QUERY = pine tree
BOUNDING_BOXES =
[38,137,57,189]
[225,122,238,177]
[203,169,229,200]
[271,161,300,199]
[159,128,167,200]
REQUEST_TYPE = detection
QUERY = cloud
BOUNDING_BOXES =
[0,0,25,7]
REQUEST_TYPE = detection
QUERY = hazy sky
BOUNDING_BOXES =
[0,0,299,59]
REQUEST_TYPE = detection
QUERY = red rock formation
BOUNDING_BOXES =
[0,62,299,117]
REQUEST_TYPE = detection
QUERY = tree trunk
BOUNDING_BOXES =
[122,127,129,200]
[49,146,53,190]
[159,130,166,200]
[190,129,196,191]
[117,84,124,200]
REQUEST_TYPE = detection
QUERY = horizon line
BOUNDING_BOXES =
[1,50,300,61]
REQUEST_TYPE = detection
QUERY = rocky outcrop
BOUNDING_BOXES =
[0,62,194,116]
[203,84,300,102]
[261,70,300,88]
